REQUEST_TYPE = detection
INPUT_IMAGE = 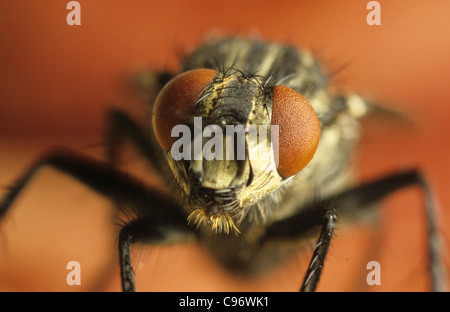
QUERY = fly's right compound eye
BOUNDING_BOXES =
[152,68,218,151]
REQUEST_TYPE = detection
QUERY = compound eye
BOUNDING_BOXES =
[271,85,321,178]
[152,68,218,151]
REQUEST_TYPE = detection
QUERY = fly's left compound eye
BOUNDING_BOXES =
[271,85,321,178]
[152,68,218,151]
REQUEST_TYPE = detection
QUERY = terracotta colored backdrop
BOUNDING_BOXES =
[0,1,449,291]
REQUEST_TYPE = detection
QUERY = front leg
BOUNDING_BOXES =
[0,148,195,291]
[0,149,164,219]
[119,229,135,292]
[106,109,160,168]
[264,169,446,292]
[300,209,337,292]
[118,211,194,292]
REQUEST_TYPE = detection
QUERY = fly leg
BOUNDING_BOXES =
[106,68,175,169]
[105,109,165,177]
[118,211,192,292]
[0,149,194,291]
[264,169,446,292]
[104,78,185,291]
[300,209,337,292]
[0,149,152,220]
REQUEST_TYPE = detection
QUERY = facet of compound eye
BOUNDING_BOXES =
[152,68,218,151]
[271,85,321,178]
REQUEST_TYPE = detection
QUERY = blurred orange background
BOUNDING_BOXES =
[0,0,449,291]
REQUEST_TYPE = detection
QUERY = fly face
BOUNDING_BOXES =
[186,73,281,234]
[152,66,321,235]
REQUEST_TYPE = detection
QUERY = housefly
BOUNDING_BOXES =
[0,37,445,291]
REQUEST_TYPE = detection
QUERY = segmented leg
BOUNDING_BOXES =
[264,169,446,292]
[301,210,337,292]
[106,109,160,167]
[0,149,194,292]
[119,229,135,292]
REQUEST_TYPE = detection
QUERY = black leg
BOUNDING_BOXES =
[119,229,135,292]
[118,212,195,292]
[105,109,165,228]
[0,148,195,291]
[106,109,162,168]
[105,108,192,292]
[0,148,155,219]
[264,169,446,292]
[300,210,337,292]
[132,70,174,107]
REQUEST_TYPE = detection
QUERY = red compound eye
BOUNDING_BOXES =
[271,85,321,178]
[152,68,218,151]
